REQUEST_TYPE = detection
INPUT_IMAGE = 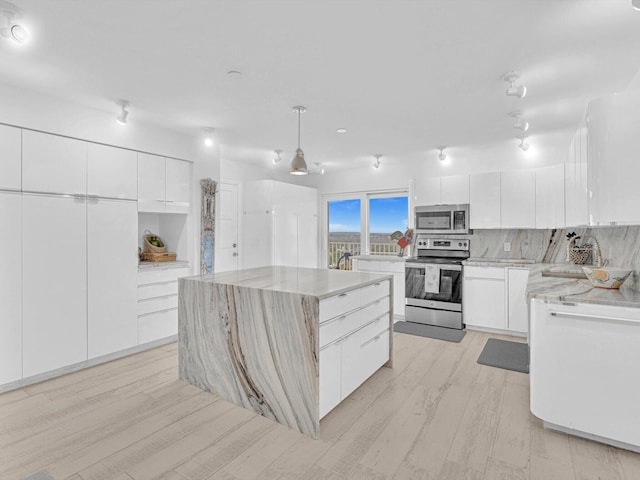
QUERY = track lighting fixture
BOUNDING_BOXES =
[504,71,527,98]
[203,127,214,147]
[509,111,529,132]
[314,162,325,175]
[1,6,29,44]
[518,136,530,152]
[273,149,283,165]
[115,99,129,125]
[437,146,447,162]
[290,106,309,175]
[373,154,382,169]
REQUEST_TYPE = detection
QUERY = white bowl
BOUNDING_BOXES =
[581,266,632,289]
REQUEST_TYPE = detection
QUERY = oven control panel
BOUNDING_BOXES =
[414,234,469,251]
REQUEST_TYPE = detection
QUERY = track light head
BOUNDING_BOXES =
[373,154,382,169]
[437,146,447,162]
[202,127,214,147]
[115,99,129,125]
[314,162,325,175]
[504,71,527,98]
[517,136,530,152]
[633,0,640,10]
[1,7,29,45]
[273,149,283,165]
[509,111,530,132]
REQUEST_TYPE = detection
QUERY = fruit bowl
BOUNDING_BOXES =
[581,266,632,289]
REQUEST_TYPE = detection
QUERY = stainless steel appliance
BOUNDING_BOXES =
[405,235,470,329]
[414,204,470,235]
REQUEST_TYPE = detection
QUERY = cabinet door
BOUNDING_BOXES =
[273,212,298,267]
[440,175,469,204]
[0,192,22,384]
[501,170,535,228]
[319,341,342,419]
[414,176,440,206]
[297,213,318,268]
[535,165,565,228]
[0,125,22,191]
[165,159,190,213]
[393,272,405,319]
[88,198,138,358]
[87,143,137,200]
[138,153,165,212]
[463,276,506,330]
[507,268,529,334]
[23,194,87,377]
[22,130,87,195]
[469,172,501,228]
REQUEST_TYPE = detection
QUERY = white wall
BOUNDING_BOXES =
[0,81,219,273]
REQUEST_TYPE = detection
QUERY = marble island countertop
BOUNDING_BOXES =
[183,265,393,299]
[463,258,640,308]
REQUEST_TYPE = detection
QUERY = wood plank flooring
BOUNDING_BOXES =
[1,331,638,480]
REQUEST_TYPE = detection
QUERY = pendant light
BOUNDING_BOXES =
[290,106,309,175]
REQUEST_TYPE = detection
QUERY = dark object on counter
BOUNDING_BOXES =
[394,321,466,343]
[477,338,529,373]
[336,252,352,270]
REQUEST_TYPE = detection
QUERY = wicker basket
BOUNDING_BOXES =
[568,239,592,265]
[140,252,177,262]
[143,232,167,253]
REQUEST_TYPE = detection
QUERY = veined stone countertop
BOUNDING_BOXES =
[182,265,393,299]
[138,260,190,270]
[352,254,407,263]
[462,259,640,308]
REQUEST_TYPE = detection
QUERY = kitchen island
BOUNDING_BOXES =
[178,266,393,438]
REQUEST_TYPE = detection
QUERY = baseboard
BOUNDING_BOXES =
[465,325,527,338]
[543,421,640,453]
[0,335,178,394]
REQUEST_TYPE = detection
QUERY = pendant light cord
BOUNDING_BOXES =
[297,109,301,149]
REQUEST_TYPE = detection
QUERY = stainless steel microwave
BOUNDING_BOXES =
[414,204,470,235]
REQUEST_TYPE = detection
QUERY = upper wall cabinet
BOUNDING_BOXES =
[501,170,535,228]
[536,164,565,228]
[165,159,191,214]
[413,176,440,206]
[440,175,469,204]
[87,143,137,200]
[587,91,640,225]
[469,172,501,228]
[22,130,87,195]
[565,124,589,227]
[138,154,190,214]
[0,125,22,191]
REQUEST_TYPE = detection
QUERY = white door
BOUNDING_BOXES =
[22,130,87,195]
[165,158,191,213]
[0,124,22,191]
[138,153,165,212]
[87,143,137,200]
[23,194,88,377]
[0,192,22,384]
[88,198,138,358]
[217,183,239,272]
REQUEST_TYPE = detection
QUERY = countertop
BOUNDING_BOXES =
[181,266,393,299]
[462,258,640,308]
[138,260,190,270]
[352,255,407,263]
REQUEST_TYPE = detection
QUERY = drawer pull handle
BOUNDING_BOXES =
[338,293,348,297]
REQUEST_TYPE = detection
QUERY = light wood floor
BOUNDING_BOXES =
[2,330,639,480]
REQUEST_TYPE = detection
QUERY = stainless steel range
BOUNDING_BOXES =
[405,235,470,330]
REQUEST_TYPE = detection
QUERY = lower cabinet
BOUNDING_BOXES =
[318,280,391,419]
[352,257,405,319]
[507,268,530,334]
[138,265,190,344]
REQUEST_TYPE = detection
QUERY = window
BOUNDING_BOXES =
[324,191,409,269]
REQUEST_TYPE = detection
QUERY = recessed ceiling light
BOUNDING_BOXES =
[336,128,348,134]
[227,70,242,79]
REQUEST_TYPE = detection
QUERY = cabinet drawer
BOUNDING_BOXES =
[360,280,390,303]
[381,262,405,273]
[138,281,178,300]
[138,308,178,344]
[464,266,505,280]
[320,289,361,323]
[341,327,389,398]
[357,260,381,272]
[138,266,189,285]
[358,313,390,344]
[360,296,390,323]
[138,294,178,316]
[320,309,361,348]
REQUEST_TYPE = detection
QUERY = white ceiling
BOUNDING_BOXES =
[2,0,640,172]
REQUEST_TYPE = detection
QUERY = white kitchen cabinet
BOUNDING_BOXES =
[352,257,404,319]
[530,299,640,450]
[241,180,318,269]
[0,124,22,191]
[138,153,166,213]
[463,266,506,330]
[507,268,529,334]
[319,341,342,419]
[0,192,22,384]
[587,91,640,225]
[501,170,535,228]
[165,158,191,213]
[440,174,469,204]
[414,176,440,206]
[87,143,137,200]
[469,172,501,228]
[565,124,589,227]
[22,130,87,195]
[87,198,138,359]
[22,194,88,378]
[535,164,565,228]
